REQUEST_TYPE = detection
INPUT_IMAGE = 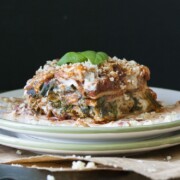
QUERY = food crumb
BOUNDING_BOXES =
[47,175,55,180]
[166,156,172,161]
[16,149,22,155]
[86,162,97,169]
[85,155,91,159]
[72,161,86,170]
[11,164,23,167]
[76,155,83,158]
[113,164,118,168]
[109,77,114,81]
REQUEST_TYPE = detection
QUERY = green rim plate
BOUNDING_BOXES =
[0,118,180,134]
[0,130,179,154]
[0,88,180,135]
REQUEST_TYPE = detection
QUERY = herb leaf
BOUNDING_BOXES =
[57,52,87,66]
[80,51,108,65]
[57,51,108,66]
[80,50,96,62]
[93,51,108,65]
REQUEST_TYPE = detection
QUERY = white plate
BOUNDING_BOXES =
[0,129,179,155]
[0,87,180,155]
[0,88,180,142]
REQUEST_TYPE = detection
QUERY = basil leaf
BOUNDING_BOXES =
[80,50,96,62]
[80,51,108,65]
[57,51,108,66]
[92,52,108,65]
[57,52,87,66]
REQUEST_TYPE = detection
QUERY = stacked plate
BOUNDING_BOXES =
[0,88,180,155]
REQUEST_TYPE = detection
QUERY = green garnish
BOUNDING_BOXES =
[81,51,108,65]
[57,50,108,66]
[57,52,87,66]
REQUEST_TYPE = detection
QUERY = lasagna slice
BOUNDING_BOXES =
[24,56,161,122]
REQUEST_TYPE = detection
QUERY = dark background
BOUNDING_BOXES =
[0,0,180,91]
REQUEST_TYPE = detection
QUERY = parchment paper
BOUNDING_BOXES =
[0,145,180,180]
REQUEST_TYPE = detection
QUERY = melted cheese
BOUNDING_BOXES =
[60,79,78,88]
[84,72,97,91]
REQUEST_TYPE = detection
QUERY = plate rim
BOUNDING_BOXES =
[0,87,180,134]
[0,131,179,152]
[0,118,180,134]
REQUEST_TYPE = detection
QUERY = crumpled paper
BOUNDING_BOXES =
[0,145,180,180]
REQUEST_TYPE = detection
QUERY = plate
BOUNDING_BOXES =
[0,129,179,155]
[0,87,180,154]
[0,88,180,141]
